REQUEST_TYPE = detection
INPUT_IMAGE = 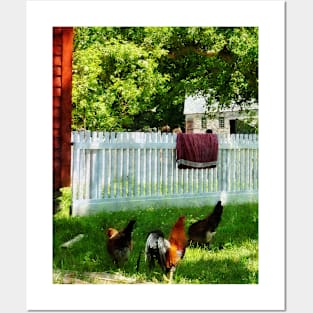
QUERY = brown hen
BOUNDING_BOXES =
[106,220,136,267]
[188,200,224,247]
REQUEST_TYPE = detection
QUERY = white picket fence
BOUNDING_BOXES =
[71,131,258,215]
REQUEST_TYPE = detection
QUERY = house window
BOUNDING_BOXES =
[201,116,207,129]
[219,117,225,128]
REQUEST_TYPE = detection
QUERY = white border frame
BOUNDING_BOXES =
[26,1,285,311]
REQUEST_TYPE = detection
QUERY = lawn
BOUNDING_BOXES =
[53,188,258,284]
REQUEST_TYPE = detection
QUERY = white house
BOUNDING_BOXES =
[183,94,258,134]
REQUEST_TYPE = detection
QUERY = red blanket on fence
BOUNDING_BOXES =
[176,133,219,169]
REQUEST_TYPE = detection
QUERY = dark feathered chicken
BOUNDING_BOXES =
[106,219,136,266]
[188,200,223,246]
[145,230,170,272]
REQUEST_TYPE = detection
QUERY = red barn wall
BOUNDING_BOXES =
[53,27,73,192]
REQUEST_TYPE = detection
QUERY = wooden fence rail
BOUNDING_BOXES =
[71,131,258,215]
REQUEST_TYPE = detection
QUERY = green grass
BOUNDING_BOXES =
[53,188,258,284]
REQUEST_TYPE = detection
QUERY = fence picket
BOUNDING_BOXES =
[134,146,139,197]
[128,146,134,197]
[110,134,116,198]
[156,133,161,196]
[103,132,110,198]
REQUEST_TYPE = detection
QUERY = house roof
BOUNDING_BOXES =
[183,94,258,115]
[183,95,208,114]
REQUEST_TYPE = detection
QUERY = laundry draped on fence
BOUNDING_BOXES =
[176,133,219,169]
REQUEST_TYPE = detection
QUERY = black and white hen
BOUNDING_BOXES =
[144,229,171,272]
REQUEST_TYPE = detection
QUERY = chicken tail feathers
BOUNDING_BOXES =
[145,230,170,272]
[210,200,224,228]
[123,219,136,236]
[157,236,171,271]
[213,200,223,216]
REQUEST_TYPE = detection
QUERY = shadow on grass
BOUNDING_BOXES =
[175,246,258,284]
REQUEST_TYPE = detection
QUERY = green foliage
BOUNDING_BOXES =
[53,202,258,284]
[72,27,258,131]
[53,187,72,218]
[236,115,259,134]
[73,35,170,130]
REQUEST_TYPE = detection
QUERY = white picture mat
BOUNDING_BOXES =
[26,0,285,311]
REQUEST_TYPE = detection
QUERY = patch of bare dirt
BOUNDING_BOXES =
[53,270,151,284]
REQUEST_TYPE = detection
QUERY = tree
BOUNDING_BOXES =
[72,29,170,130]
[72,27,258,131]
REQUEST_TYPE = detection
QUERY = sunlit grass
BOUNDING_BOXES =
[53,190,258,284]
